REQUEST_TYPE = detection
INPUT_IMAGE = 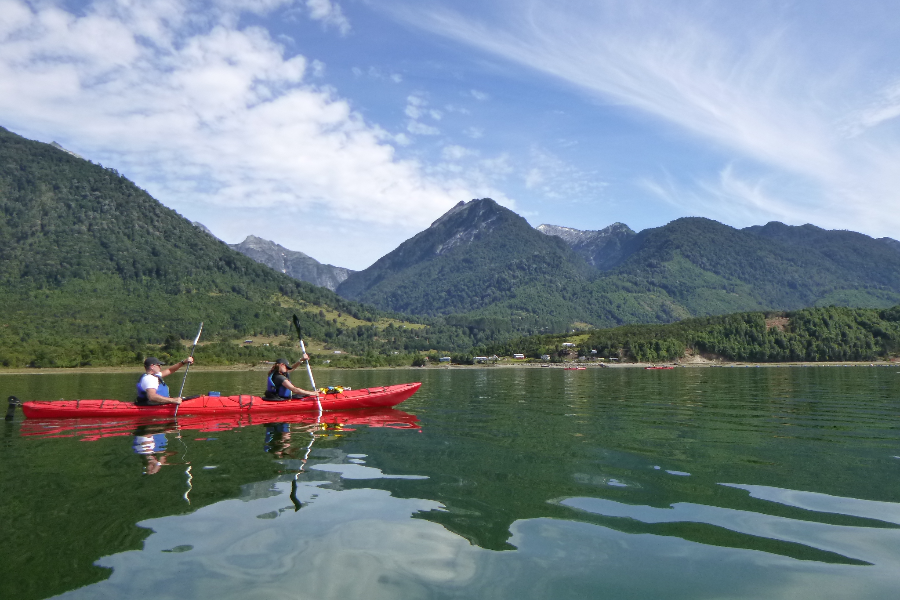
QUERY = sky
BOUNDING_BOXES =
[2,0,900,270]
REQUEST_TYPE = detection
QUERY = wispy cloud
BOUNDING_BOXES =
[304,0,350,35]
[377,0,900,236]
[404,94,441,135]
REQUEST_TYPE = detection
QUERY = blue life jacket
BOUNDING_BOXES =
[136,374,169,405]
[266,373,292,399]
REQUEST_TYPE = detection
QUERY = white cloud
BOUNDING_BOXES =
[521,146,606,202]
[407,120,440,135]
[305,0,350,35]
[441,144,474,161]
[463,126,483,139]
[0,0,516,268]
[524,168,544,190]
[404,94,441,135]
[469,89,488,101]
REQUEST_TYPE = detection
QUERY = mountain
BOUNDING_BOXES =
[537,222,635,270]
[340,202,900,330]
[0,125,460,367]
[336,199,595,324]
[229,235,353,291]
[584,217,900,320]
[881,237,900,253]
[192,221,217,238]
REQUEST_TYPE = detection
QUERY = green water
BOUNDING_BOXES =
[1,366,899,599]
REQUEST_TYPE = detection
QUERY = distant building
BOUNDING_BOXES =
[333,351,341,354]
[439,356,451,362]
[562,343,575,348]
[474,356,488,362]
[541,354,551,361]
[244,340,253,344]
[590,349,597,355]
[513,354,525,359]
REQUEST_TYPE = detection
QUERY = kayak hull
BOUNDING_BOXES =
[22,382,421,418]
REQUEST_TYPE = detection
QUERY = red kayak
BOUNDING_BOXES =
[21,382,421,419]
[19,407,420,441]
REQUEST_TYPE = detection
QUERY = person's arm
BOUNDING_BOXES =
[146,388,182,405]
[160,356,194,378]
[289,353,310,371]
[282,379,316,396]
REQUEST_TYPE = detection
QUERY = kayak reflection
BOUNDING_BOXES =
[19,407,420,442]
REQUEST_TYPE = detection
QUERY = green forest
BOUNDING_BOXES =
[476,306,900,364]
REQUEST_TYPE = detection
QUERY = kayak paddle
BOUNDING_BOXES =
[175,322,203,417]
[292,314,322,415]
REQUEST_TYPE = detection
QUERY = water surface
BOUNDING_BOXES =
[2,366,898,599]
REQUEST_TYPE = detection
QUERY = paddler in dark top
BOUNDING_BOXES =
[265,357,316,400]
[136,356,194,405]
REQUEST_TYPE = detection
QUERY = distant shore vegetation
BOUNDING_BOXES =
[2,305,899,370]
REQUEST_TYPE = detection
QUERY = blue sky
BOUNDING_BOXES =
[2,0,899,270]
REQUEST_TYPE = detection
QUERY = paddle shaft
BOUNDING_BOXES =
[176,322,203,417]
[299,338,322,414]
[292,315,321,415]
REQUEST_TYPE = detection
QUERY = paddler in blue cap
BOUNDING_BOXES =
[265,356,315,400]
[136,356,194,405]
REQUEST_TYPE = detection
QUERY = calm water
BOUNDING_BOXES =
[1,366,899,599]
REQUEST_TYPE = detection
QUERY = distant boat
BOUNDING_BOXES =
[563,367,586,370]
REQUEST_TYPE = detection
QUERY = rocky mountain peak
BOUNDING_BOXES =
[537,222,637,270]
[229,236,353,291]
[430,198,506,255]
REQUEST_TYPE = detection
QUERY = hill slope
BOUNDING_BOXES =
[337,199,595,324]
[0,126,422,367]
[229,235,353,291]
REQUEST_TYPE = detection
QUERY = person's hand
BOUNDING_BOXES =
[174,397,183,405]
[302,353,309,361]
[185,356,194,365]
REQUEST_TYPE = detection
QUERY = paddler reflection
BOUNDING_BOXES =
[132,423,176,475]
[264,421,320,511]
[264,423,295,458]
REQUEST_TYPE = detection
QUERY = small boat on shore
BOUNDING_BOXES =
[20,382,422,419]
[645,366,675,370]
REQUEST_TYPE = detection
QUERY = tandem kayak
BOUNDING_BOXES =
[21,382,422,419]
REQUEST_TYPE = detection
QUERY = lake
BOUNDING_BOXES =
[1,366,899,599]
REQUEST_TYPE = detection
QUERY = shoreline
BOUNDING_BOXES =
[0,359,895,375]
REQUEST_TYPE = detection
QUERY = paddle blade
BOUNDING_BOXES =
[292,314,302,340]
[192,322,204,345]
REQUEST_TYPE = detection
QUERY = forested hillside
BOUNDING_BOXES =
[337,198,596,319]
[0,127,479,367]
[339,200,900,334]
[476,305,900,363]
